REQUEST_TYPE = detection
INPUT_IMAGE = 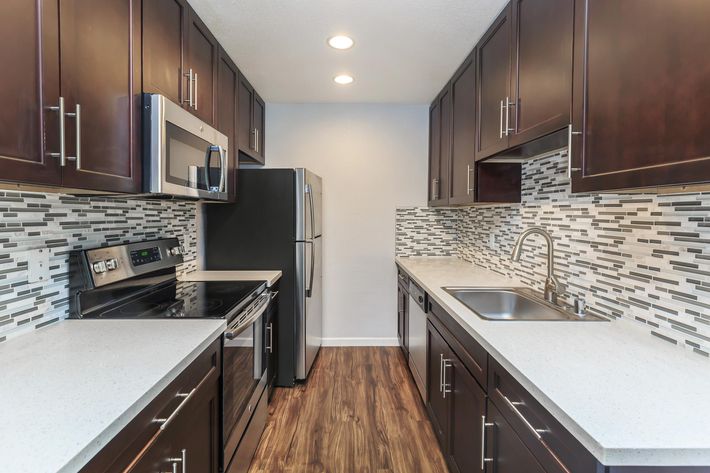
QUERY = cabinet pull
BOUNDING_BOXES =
[266,322,273,353]
[65,104,81,169]
[193,73,198,111]
[567,124,583,179]
[442,358,452,398]
[250,128,257,151]
[167,448,187,473]
[466,164,473,195]
[499,99,505,139]
[184,69,194,108]
[439,353,444,393]
[154,389,196,430]
[480,415,495,471]
[47,97,66,166]
[255,128,259,154]
[505,97,515,136]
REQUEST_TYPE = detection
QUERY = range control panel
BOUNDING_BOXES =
[83,238,184,288]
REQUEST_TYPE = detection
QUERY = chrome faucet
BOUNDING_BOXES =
[510,227,563,304]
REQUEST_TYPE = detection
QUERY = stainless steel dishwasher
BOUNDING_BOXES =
[407,280,427,401]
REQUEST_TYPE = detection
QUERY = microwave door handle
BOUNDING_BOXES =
[218,146,227,192]
[204,145,224,192]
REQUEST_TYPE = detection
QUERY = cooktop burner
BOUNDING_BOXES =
[86,280,264,322]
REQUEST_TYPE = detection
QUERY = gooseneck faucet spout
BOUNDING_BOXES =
[510,227,563,304]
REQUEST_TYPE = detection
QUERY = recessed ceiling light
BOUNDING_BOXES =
[328,35,354,50]
[334,74,354,85]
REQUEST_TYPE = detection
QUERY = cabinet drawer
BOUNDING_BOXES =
[488,358,598,473]
[428,298,487,389]
[81,338,221,473]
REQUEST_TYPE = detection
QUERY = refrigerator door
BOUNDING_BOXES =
[296,236,322,380]
[295,169,322,241]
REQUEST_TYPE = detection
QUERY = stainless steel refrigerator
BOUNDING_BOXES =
[200,168,322,385]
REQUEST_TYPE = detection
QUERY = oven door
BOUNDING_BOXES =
[222,294,269,466]
[145,94,230,201]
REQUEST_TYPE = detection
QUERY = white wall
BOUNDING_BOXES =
[265,103,429,346]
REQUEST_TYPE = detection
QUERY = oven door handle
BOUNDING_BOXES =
[204,145,225,193]
[224,294,270,339]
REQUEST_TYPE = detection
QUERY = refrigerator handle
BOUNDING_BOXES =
[306,183,316,239]
[305,240,314,298]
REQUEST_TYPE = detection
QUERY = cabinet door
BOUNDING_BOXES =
[429,87,451,207]
[571,0,710,192]
[397,284,409,355]
[426,322,450,449]
[0,1,61,186]
[59,0,142,193]
[428,99,442,205]
[449,55,476,205]
[253,92,266,162]
[447,353,487,473]
[186,8,217,125]
[475,4,512,161]
[266,297,279,399]
[217,48,238,201]
[237,73,256,161]
[509,0,572,148]
[486,401,547,473]
[142,0,188,106]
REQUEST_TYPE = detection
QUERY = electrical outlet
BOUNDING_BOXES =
[27,248,50,284]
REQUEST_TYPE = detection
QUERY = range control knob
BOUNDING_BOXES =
[105,258,118,271]
[169,246,182,256]
[92,261,107,274]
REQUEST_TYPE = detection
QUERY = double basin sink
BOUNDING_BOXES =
[444,287,606,322]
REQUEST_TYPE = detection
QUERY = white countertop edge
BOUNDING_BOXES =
[180,270,283,287]
[59,321,227,473]
[395,256,710,467]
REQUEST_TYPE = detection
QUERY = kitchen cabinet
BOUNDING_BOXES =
[265,289,279,400]
[237,72,266,164]
[508,0,572,148]
[448,54,476,205]
[142,0,189,106]
[0,0,61,186]
[217,47,239,201]
[397,268,409,356]
[186,8,218,126]
[426,321,450,447]
[485,401,547,473]
[81,338,221,473]
[0,0,141,193]
[475,4,512,161]
[428,87,451,206]
[570,0,710,192]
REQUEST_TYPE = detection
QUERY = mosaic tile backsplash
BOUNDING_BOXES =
[396,151,710,357]
[0,192,197,342]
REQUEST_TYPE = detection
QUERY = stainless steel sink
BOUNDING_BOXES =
[443,287,606,321]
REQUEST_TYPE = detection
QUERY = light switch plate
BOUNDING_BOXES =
[27,248,50,284]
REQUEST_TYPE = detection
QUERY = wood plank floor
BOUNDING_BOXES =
[248,347,449,473]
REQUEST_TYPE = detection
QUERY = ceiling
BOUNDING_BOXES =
[189,0,509,104]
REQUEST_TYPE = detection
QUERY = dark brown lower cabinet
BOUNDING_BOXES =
[81,338,221,473]
[397,275,409,356]
[485,401,547,473]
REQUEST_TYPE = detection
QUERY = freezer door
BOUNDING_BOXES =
[296,237,322,380]
[305,170,322,239]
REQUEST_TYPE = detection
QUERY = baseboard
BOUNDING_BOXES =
[321,337,399,347]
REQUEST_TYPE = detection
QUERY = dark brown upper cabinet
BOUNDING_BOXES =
[237,72,266,164]
[142,0,189,106]
[59,0,142,193]
[570,0,710,193]
[186,9,217,126]
[0,0,141,193]
[428,87,451,206]
[217,48,238,201]
[475,4,513,161]
[0,0,61,187]
[508,0,573,148]
[448,54,477,205]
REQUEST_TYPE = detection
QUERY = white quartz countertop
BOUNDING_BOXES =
[396,256,710,467]
[0,319,226,473]
[180,270,282,287]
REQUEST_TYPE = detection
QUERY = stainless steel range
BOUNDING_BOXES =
[69,237,277,473]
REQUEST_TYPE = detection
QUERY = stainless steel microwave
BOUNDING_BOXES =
[144,94,230,201]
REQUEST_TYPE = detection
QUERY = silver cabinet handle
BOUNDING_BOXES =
[167,449,186,473]
[266,322,273,353]
[480,415,495,470]
[502,395,548,439]
[439,353,444,393]
[65,104,81,169]
[442,358,452,398]
[193,73,198,111]
[432,178,440,200]
[499,99,504,139]
[505,97,514,136]
[256,129,260,154]
[154,388,196,430]
[250,128,257,150]
[47,96,66,166]
[466,164,474,195]
[567,124,582,179]
[184,69,194,108]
